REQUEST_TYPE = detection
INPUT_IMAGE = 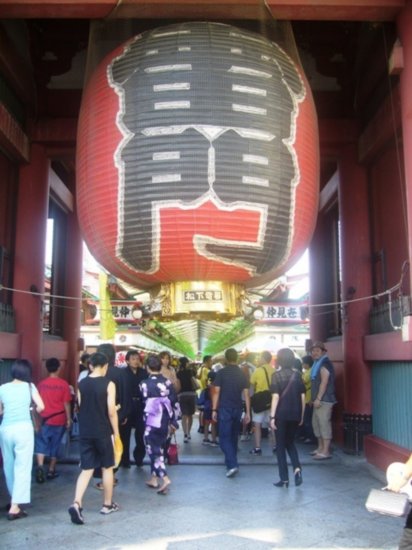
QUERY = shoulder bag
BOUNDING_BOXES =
[28,383,42,433]
[279,371,297,401]
[251,368,272,413]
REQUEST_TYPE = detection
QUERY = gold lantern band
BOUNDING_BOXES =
[155,281,245,321]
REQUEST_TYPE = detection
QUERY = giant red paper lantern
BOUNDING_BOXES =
[77,22,319,290]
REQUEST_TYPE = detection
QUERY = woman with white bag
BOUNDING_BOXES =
[387,454,412,549]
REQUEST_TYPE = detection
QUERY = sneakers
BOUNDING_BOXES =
[240,434,251,442]
[35,466,45,484]
[249,448,262,455]
[184,435,189,443]
[100,502,119,515]
[226,467,239,478]
[203,439,219,447]
[46,471,59,480]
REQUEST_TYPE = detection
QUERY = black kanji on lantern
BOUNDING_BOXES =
[109,22,305,276]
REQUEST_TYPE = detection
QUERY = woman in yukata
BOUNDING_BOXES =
[140,354,181,494]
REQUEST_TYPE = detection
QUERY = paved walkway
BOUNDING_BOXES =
[0,428,404,550]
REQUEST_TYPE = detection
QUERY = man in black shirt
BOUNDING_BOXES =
[97,343,131,424]
[68,352,120,524]
[93,343,130,487]
[119,350,148,468]
[212,348,250,478]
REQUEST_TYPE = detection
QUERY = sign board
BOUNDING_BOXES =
[256,302,309,324]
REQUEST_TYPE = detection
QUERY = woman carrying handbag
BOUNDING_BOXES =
[387,453,412,549]
[0,360,44,519]
[141,354,181,495]
[269,349,305,488]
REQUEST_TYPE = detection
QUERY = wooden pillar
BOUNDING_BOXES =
[13,144,49,381]
[338,143,372,413]
[398,2,412,292]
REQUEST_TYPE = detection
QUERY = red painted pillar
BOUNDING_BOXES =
[309,214,330,342]
[398,2,412,291]
[14,144,49,381]
[62,198,83,388]
[338,143,372,413]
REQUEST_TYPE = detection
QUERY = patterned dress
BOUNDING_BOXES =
[140,374,180,477]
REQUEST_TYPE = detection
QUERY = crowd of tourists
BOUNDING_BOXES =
[0,341,337,526]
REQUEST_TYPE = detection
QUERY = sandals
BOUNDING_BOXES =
[145,480,159,489]
[157,480,171,495]
[313,453,332,460]
[68,501,119,522]
[68,502,84,525]
[7,508,28,521]
[35,467,45,484]
[95,478,118,490]
[100,502,119,515]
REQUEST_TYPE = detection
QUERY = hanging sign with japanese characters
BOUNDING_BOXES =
[84,300,142,325]
[256,302,309,324]
[158,281,243,319]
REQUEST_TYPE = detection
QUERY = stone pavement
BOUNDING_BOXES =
[0,428,405,550]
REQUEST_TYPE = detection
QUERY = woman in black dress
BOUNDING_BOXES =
[176,357,198,443]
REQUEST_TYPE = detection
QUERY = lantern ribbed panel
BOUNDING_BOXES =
[77,22,319,289]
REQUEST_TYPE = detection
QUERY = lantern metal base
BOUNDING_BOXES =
[150,281,245,321]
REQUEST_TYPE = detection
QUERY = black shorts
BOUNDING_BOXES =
[79,436,114,470]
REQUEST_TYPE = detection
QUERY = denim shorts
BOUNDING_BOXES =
[35,424,66,457]
[252,408,271,425]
